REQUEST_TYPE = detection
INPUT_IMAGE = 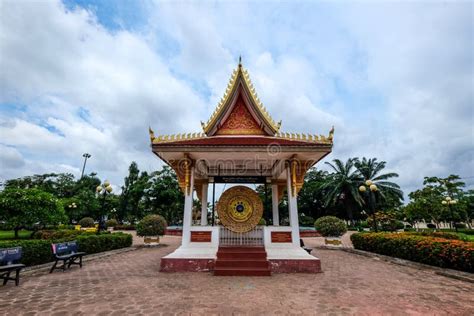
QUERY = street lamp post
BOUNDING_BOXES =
[96,180,113,233]
[81,153,91,178]
[441,196,458,232]
[359,180,379,232]
[67,202,77,224]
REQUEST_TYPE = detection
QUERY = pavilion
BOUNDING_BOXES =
[149,59,333,274]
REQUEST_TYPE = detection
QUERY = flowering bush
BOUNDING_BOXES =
[351,232,474,272]
[314,216,347,237]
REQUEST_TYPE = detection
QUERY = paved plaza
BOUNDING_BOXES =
[1,236,473,315]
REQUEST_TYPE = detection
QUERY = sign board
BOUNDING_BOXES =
[191,231,212,242]
[271,231,292,243]
[214,176,266,184]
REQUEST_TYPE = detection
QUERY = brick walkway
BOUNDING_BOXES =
[1,236,473,315]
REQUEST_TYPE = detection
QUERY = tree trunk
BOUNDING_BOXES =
[344,198,354,225]
[14,226,20,239]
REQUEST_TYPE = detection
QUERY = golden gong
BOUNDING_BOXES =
[216,186,263,233]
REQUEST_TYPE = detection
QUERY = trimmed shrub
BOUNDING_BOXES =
[427,223,437,229]
[78,217,95,228]
[76,233,132,254]
[106,219,118,228]
[32,229,85,240]
[314,216,347,237]
[136,215,167,237]
[351,232,474,272]
[258,218,267,226]
[381,220,405,232]
[0,239,52,266]
[299,215,315,226]
[405,231,462,240]
[0,232,132,266]
[454,223,467,229]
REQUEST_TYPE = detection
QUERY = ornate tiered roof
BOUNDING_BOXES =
[149,59,334,146]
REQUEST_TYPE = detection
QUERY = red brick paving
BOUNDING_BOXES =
[1,235,473,315]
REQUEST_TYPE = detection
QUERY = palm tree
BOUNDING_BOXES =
[321,158,364,222]
[354,158,403,203]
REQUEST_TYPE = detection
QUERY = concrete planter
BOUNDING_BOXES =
[324,237,342,247]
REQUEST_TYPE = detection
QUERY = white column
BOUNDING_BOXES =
[286,166,300,247]
[271,184,279,226]
[200,183,208,226]
[182,167,194,247]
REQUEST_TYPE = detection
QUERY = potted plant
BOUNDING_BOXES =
[78,217,97,232]
[136,215,167,245]
[314,216,347,246]
[106,219,118,232]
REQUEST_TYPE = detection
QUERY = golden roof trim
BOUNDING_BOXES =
[275,126,334,145]
[202,60,281,135]
[149,126,333,145]
[151,132,207,144]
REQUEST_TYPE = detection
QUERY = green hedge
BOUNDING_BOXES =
[351,233,474,273]
[0,232,132,266]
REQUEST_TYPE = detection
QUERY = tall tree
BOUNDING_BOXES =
[2,173,76,198]
[404,175,468,227]
[0,188,67,238]
[118,162,150,222]
[354,157,403,209]
[321,158,364,222]
[144,166,184,225]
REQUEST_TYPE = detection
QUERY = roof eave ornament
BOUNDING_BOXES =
[148,126,155,143]
[328,126,335,142]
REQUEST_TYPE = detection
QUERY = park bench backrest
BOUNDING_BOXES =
[51,241,79,256]
[0,247,22,265]
[67,241,78,254]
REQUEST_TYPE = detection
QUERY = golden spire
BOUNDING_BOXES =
[201,59,281,135]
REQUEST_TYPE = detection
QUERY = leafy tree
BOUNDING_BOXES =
[144,166,183,225]
[0,188,67,238]
[118,162,150,222]
[256,184,272,224]
[298,170,329,219]
[355,157,403,207]
[459,190,474,228]
[404,175,468,227]
[2,173,76,198]
[320,158,364,222]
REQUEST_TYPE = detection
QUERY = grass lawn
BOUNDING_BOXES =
[0,230,32,240]
[457,233,474,241]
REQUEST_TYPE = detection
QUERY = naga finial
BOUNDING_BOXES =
[328,126,335,141]
[148,126,155,142]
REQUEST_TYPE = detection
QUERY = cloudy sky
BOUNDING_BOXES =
[0,0,473,197]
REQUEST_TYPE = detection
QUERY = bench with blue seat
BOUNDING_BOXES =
[0,247,25,286]
[50,241,86,273]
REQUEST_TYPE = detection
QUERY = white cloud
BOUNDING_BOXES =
[0,0,472,197]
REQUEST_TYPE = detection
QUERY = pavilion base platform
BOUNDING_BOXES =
[159,243,321,274]
[159,245,217,272]
[266,245,322,273]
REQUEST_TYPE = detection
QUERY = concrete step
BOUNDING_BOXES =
[215,259,270,269]
[214,267,272,276]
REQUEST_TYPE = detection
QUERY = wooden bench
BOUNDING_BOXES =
[300,239,312,254]
[50,241,86,273]
[0,247,25,286]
